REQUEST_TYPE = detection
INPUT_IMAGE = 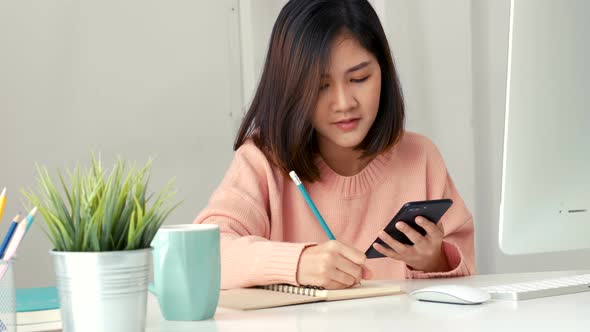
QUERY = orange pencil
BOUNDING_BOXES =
[0,187,6,224]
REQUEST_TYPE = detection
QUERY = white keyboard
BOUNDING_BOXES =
[481,273,590,301]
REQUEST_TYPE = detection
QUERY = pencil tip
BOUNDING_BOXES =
[0,187,6,197]
[30,207,38,216]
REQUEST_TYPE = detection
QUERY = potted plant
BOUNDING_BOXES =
[23,155,179,332]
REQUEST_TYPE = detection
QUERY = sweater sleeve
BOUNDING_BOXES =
[193,143,315,289]
[406,138,476,279]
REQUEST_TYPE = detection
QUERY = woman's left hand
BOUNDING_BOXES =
[372,216,450,272]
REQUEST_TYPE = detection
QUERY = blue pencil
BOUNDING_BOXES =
[289,171,336,240]
[24,207,38,233]
[0,213,21,258]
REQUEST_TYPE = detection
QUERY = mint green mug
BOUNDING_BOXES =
[151,224,220,321]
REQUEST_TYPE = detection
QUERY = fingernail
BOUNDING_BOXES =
[396,223,404,230]
[415,217,423,224]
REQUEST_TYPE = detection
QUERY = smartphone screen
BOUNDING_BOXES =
[365,199,453,259]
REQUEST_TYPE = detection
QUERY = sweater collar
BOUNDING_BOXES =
[315,147,394,198]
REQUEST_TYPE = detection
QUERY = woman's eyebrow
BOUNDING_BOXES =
[345,61,371,73]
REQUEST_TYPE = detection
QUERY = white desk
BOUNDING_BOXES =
[145,270,590,332]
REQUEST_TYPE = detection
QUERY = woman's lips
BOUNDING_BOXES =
[333,118,360,131]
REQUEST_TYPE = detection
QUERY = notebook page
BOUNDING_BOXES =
[218,288,320,310]
[320,280,402,301]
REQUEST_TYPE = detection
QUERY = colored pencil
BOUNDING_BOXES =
[289,171,336,240]
[0,187,6,225]
[24,206,38,233]
[3,208,38,260]
[0,213,21,258]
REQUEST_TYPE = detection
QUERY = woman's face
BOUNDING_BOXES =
[312,34,382,154]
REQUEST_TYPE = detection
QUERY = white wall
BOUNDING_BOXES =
[238,0,287,109]
[380,0,476,240]
[0,0,241,287]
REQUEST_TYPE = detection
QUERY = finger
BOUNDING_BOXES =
[333,242,366,265]
[378,231,411,255]
[334,255,363,283]
[416,217,443,239]
[372,242,403,260]
[395,222,426,247]
[329,268,358,287]
[362,266,373,280]
[323,280,351,290]
[438,219,445,233]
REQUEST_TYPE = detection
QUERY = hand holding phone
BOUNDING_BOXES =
[365,199,453,259]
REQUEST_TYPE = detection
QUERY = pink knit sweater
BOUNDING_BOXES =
[194,131,475,289]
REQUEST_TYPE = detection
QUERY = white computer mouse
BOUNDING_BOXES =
[410,284,491,305]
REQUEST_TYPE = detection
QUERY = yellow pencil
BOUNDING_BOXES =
[0,187,6,224]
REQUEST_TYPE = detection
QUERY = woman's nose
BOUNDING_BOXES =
[330,84,358,113]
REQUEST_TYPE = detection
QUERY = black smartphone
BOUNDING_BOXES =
[365,199,453,259]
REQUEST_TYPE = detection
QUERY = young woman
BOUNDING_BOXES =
[195,0,475,290]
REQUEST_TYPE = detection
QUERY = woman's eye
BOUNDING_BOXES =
[319,83,330,90]
[351,76,370,83]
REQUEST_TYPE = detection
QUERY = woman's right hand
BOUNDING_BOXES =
[296,241,369,289]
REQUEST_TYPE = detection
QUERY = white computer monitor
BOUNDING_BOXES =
[499,0,590,255]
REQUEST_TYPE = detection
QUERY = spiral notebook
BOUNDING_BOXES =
[218,280,402,310]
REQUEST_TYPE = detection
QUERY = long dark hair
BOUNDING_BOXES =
[234,0,405,182]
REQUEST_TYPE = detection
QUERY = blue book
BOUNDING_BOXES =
[14,287,61,331]
[16,287,59,312]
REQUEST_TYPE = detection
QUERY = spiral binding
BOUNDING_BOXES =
[260,284,325,297]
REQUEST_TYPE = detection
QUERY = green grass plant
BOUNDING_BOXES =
[23,155,180,252]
